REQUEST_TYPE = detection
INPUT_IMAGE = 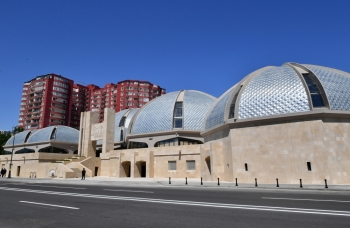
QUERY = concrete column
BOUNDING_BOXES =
[115,152,121,178]
[102,108,115,154]
[80,111,98,157]
[130,152,135,178]
[146,150,154,178]
[77,112,84,157]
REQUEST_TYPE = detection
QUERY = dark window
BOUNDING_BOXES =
[129,141,148,149]
[303,74,325,107]
[120,129,123,142]
[229,87,242,119]
[154,137,203,147]
[15,148,35,154]
[307,162,312,171]
[245,163,248,171]
[119,117,126,127]
[173,102,183,128]
[174,119,183,128]
[38,146,68,154]
[50,128,57,140]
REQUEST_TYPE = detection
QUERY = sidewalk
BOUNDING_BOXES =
[1,176,350,191]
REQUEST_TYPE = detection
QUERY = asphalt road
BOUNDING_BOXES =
[0,179,350,228]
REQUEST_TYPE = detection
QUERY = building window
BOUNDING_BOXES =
[229,86,242,119]
[186,160,196,170]
[303,74,325,107]
[168,161,176,171]
[245,163,248,171]
[154,137,202,147]
[129,141,148,149]
[173,102,183,128]
[307,162,312,171]
[119,117,126,127]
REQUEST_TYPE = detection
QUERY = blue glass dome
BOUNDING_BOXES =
[26,126,79,144]
[204,63,350,131]
[131,90,216,134]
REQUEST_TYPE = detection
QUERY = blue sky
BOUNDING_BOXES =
[1,0,350,130]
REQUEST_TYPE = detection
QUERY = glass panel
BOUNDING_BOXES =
[119,117,126,127]
[303,76,319,93]
[186,160,196,170]
[174,119,183,128]
[174,108,182,117]
[168,161,176,170]
[311,94,325,107]
[303,74,325,107]
[175,102,182,108]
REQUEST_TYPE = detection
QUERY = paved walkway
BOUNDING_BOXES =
[1,176,350,191]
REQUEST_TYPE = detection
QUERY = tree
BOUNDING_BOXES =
[0,126,24,155]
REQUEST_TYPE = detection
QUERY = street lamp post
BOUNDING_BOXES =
[8,127,16,178]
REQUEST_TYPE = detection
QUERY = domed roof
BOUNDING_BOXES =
[130,90,216,134]
[113,108,140,142]
[204,63,350,131]
[26,125,79,144]
[97,108,139,145]
[302,64,350,111]
[5,130,38,146]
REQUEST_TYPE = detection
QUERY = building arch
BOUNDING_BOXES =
[135,160,146,178]
[120,161,131,177]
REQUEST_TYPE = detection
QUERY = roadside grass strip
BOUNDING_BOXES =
[1,187,350,217]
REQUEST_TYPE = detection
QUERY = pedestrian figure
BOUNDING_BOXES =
[81,168,86,180]
[3,168,7,177]
[1,168,4,177]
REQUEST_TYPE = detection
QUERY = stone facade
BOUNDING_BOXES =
[98,117,350,185]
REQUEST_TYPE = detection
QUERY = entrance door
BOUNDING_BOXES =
[141,162,146,178]
[94,167,98,176]
[121,161,131,177]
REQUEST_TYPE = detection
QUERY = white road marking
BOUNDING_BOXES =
[19,201,79,209]
[104,189,153,193]
[1,187,350,216]
[263,197,350,203]
[25,184,86,190]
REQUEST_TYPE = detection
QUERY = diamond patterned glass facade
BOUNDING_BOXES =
[123,108,139,140]
[204,86,235,131]
[131,92,179,134]
[114,109,129,143]
[238,66,310,119]
[27,126,55,143]
[5,130,31,146]
[55,126,79,143]
[303,65,350,111]
[183,91,216,130]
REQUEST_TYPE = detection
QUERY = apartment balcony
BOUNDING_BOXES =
[52,103,66,109]
[31,115,40,120]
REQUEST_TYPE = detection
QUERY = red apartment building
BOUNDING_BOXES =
[19,76,165,130]
[87,80,166,123]
[19,74,73,130]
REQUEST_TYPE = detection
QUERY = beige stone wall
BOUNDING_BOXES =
[227,119,350,185]
[20,163,75,178]
[153,145,201,178]
[0,153,74,177]
[100,145,202,178]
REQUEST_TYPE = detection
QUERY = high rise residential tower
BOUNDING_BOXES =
[19,74,73,130]
[18,75,165,130]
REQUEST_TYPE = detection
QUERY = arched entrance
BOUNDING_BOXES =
[205,156,211,175]
[120,161,131,177]
[135,161,146,178]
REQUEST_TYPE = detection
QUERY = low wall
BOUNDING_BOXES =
[20,163,75,178]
